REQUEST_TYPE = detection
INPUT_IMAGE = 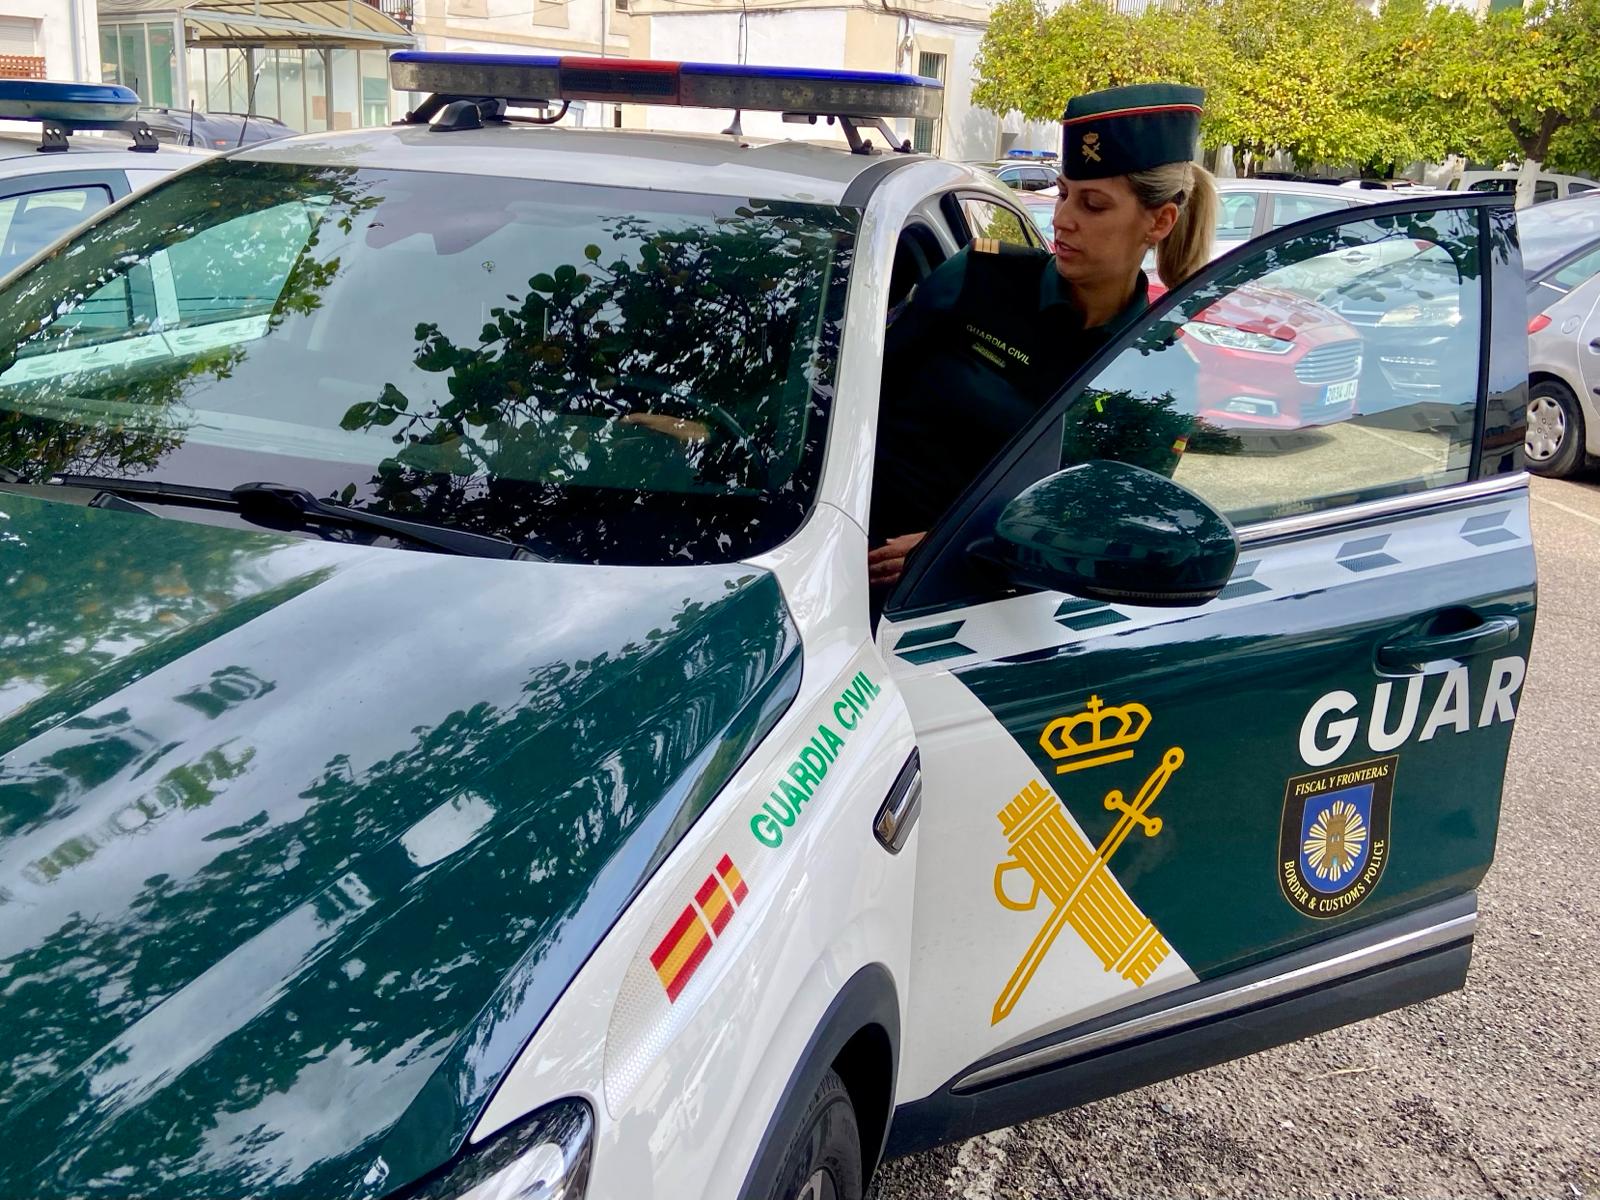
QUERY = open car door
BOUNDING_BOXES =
[878,195,1532,1153]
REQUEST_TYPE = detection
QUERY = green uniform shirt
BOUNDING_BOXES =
[869,242,1150,542]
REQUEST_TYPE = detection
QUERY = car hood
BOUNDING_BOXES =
[0,492,800,1198]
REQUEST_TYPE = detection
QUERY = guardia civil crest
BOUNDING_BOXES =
[1279,755,1395,919]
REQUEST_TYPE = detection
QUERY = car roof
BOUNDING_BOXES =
[234,123,929,204]
[1217,177,1369,199]
[1460,168,1594,187]
[0,128,213,168]
[1518,192,1600,277]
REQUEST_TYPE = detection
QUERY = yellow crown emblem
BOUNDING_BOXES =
[1039,694,1151,774]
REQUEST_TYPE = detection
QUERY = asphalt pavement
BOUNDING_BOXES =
[873,474,1600,1200]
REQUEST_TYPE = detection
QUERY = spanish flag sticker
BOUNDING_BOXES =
[650,855,749,1002]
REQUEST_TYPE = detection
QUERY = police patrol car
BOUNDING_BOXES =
[0,51,1533,1200]
[0,80,210,278]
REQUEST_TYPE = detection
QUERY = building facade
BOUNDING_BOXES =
[93,0,413,130]
[624,0,1056,161]
[406,0,631,128]
[404,0,1055,157]
[0,0,99,82]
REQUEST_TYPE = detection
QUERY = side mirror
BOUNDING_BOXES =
[990,460,1239,607]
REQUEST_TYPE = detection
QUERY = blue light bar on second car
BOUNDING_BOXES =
[0,79,140,124]
[388,51,944,120]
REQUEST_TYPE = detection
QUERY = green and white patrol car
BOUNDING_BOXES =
[0,52,1534,1200]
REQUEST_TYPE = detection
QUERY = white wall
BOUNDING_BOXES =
[640,9,856,145]
[413,0,626,57]
[412,0,630,127]
[0,0,99,81]
[628,6,1057,162]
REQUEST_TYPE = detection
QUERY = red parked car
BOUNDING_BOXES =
[1147,274,1363,432]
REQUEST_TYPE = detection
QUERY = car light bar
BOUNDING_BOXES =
[0,79,140,124]
[388,51,943,121]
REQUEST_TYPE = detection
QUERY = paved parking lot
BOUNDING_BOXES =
[874,474,1600,1200]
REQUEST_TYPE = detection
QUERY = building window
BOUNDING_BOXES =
[0,15,43,79]
[99,21,177,107]
[912,51,946,156]
[360,48,390,127]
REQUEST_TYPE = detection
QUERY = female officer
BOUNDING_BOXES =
[867,82,1218,590]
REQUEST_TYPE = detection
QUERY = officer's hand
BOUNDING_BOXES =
[868,532,926,589]
[621,413,711,442]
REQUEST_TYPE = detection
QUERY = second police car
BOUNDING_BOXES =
[0,80,212,276]
[0,52,1534,1200]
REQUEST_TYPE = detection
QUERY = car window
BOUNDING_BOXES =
[1269,193,1350,229]
[1468,179,1512,193]
[1020,202,1055,244]
[1534,181,1559,204]
[1058,207,1482,526]
[1570,182,1595,195]
[0,185,113,276]
[1518,198,1600,276]
[1551,244,1600,290]
[961,198,1032,247]
[1217,191,1259,241]
[0,159,857,566]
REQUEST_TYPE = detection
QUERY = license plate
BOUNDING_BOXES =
[1325,378,1358,406]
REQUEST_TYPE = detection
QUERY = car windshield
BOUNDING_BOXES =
[1518,197,1600,277]
[0,159,855,565]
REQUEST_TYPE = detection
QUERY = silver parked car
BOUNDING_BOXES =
[1523,197,1600,475]
[1142,178,1385,284]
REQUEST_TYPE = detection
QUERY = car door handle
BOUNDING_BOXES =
[1376,614,1520,671]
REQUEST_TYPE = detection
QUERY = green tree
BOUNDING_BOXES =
[1463,0,1600,204]
[1198,0,1419,171]
[1362,0,1505,172]
[974,0,1426,173]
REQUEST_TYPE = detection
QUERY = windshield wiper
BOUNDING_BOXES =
[47,475,541,561]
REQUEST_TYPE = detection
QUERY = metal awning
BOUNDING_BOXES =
[99,0,414,47]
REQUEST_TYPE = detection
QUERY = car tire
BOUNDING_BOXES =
[770,1069,863,1200]
[1527,379,1586,478]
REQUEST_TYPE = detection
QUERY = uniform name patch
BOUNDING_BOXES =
[1278,756,1395,918]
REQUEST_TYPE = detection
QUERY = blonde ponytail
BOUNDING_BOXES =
[1127,161,1218,290]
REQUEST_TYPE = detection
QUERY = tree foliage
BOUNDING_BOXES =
[973,0,1600,179]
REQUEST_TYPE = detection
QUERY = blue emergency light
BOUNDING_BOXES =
[0,78,140,123]
[388,52,943,122]
[0,79,156,152]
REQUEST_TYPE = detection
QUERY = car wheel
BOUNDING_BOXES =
[771,1069,862,1200]
[1526,379,1585,478]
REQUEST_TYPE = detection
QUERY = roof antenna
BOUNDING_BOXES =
[187,98,197,146]
[722,109,743,137]
[237,52,266,147]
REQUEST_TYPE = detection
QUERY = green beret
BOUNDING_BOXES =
[1061,83,1204,181]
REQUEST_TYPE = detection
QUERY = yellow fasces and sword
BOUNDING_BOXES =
[991,746,1184,1025]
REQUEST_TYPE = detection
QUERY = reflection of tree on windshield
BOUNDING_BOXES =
[0,165,377,484]
[334,204,850,560]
